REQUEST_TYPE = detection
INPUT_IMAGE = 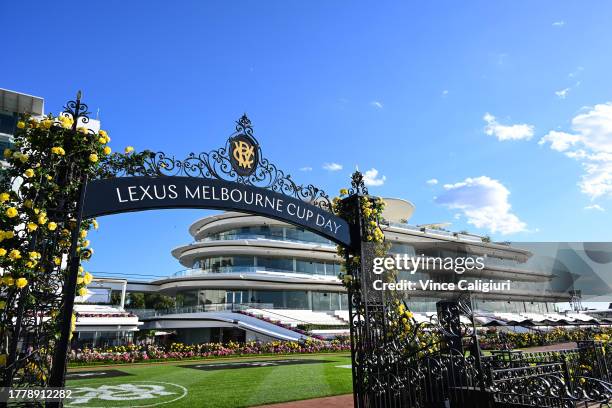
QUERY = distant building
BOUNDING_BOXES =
[73,278,143,348]
[0,88,45,170]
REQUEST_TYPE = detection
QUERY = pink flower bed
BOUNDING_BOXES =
[70,339,350,365]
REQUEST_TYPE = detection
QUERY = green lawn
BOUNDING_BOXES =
[65,354,353,408]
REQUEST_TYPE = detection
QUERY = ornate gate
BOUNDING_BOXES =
[338,174,612,407]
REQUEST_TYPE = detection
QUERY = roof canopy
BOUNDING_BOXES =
[0,88,44,116]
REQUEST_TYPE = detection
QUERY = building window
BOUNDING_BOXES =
[200,225,333,246]
[257,257,294,272]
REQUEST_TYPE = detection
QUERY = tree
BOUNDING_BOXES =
[127,292,146,309]
[144,293,176,311]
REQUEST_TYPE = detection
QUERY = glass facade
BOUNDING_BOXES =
[174,288,348,310]
[199,225,334,246]
[0,111,17,137]
[189,255,341,277]
[74,331,134,348]
[473,299,551,314]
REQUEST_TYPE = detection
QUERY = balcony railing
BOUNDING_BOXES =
[129,303,274,318]
[171,266,339,278]
[195,233,335,247]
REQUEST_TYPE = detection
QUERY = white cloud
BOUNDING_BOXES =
[322,162,343,171]
[585,204,605,212]
[426,178,439,185]
[370,101,383,109]
[483,113,535,141]
[363,168,386,186]
[299,166,313,171]
[555,88,570,99]
[435,176,527,235]
[538,131,581,152]
[552,20,565,27]
[540,103,612,199]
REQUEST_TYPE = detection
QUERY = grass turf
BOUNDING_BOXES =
[65,353,353,408]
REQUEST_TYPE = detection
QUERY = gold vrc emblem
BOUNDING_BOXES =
[229,135,259,176]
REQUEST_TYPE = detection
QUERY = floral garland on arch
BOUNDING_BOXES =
[0,99,149,388]
[332,171,440,359]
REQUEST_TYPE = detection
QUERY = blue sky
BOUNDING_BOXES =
[2,1,612,280]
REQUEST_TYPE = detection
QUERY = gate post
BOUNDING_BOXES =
[47,92,91,406]
[341,176,368,408]
[340,171,392,408]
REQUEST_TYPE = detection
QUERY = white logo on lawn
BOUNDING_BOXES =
[68,372,106,378]
[67,381,187,407]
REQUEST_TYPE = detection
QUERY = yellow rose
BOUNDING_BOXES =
[3,149,11,158]
[59,116,73,129]
[53,257,61,266]
[3,231,14,239]
[77,127,88,134]
[103,146,112,155]
[15,278,28,289]
[16,121,25,129]
[83,272,93,285]
[8,250,21,260]
[18,154,28,163]
[92,219,99,230]
[23,169,34,178]
[27,223,38,232]
[3,276,14,286]
[99,130,107,138]
[82,240,90,248]
[78,287,88,297]
[0,193,9,202]
[80,230,87,239]
[76,276,84,284]
[29,251,40,260]
[89,154,98,163]
[41,119,52,129]
[51,146,66,156]
[47,222,57,231]
[124,146,134,154]
[0,248,6,256]
[38,215,47,225]
[6,208,18,218]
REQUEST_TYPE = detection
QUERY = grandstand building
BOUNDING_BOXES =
[109,199,601,345]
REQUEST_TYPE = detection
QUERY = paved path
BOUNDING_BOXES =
[253,394,353,408]
[521,342,577,352]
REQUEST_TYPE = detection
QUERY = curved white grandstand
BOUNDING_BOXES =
[112,207,576,344]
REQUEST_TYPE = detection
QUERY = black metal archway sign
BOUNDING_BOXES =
[83,176,351,247]
[45,109,359,401]
[81,115,352,247]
